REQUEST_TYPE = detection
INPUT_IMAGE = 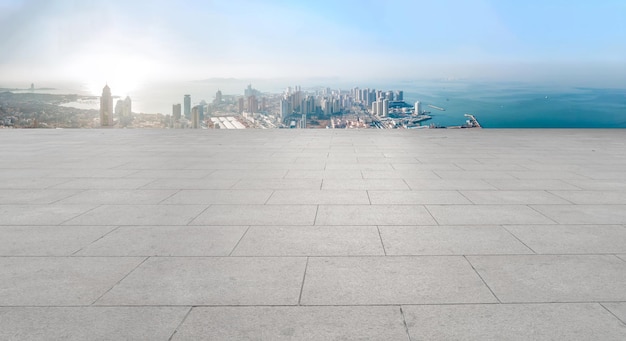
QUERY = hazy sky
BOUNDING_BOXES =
[1,0,625,87]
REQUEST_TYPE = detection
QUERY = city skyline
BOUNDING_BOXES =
[0,0,625,90]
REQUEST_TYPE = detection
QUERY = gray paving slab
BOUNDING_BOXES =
[57,189,178,204]
[325,163,393,170]
[434,170,516,180]
[267,190,370,205]
[404,178,497,190]
[191,204,317,225]
[361,170,440,179]
[63,204,207,225]
[208,169,288,179]
[0,204,96,225]
[0,225,116,256]
[0,189,81,204]
[563,179,626,190]
[460,190,571,204]
[172,306,407,341]
[426,205,556,225]
[161,189,272,204]
[390,163,463,170]
[232,178,322,190]
[0,177,70,189]
[97,257,306,305]
[603,302,626,324]
[379,225,532,255]
[619,254,626,262]
[285,170,364,179]
[403,303,626,341]
[232,226,384,256]
[50,178,156,189]
[0,257,143,305]
[508,171,589,180]
[486,179,582,190]
[506,225,626,254]
[315,205,437,225]
[321,178,410,190]
[467,255,626,302]
[300,256,497,305]
[141,178,238,189]
[124,169,212,178]
[532,204,626,224]
[77,225,247,256]
[368,190,471,204]
[0,307,188,341]
[550,190,626,204]
[45,169,139,178]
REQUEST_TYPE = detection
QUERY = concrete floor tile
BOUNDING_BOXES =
[321,179,410,190]
[325,163,393,170]
[50,178,156,189]
[63,205,207,226]
[0,189,80,204]
[426,205,555,225]
[45,169,139,179]
[0,225,116,256]
[124,169,212,179]
[78,225,247,256]
[316,205,437,225]
[461,190,571,204]
[232,226,384,256]
[506,225,626,254]
[486,179,582,190]
[191,204,317,225]
[404,178,497,190]
[161,189,272,204]
[172,306,407,341]
[0,257,143,305]
[369,190,471,204]
[390,163,462,170]
[0,178,70,190]
[435,170,516,180]
[141,178,238,189]
[508,171,588,180]
[300,256,497,305]
[267,190,370,205]
[208,169,288,179]
[550,190,626,204]
[97,257,306,305]
[403,303,626,341]
[563,179,626,190]
[532,205,626,224]
[0,204,96,225]
[285,170,363,179]
[379,225,532,255]
[57,189,178,204]
[362,170,440,179]
[0,307,189,341]
[232,178,322,190]
[467,255,626,302]
[603,302,626,324]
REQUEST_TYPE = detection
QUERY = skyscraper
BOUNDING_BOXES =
[184,95,191,119]
[414,101,421,115]
[172,104,181,120]
[191,106,199,128]
[100,84,113,126]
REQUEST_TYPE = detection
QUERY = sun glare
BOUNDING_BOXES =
[72,54,155,97]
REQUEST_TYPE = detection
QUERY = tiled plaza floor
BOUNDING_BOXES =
[1,129,626,340]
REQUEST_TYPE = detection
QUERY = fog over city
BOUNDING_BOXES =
[1,0,625,88]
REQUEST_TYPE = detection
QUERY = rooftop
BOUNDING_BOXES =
[1,129,626,340]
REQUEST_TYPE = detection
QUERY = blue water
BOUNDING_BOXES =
[398,81,626,128]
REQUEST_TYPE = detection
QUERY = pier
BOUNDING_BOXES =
[464,114,482,128]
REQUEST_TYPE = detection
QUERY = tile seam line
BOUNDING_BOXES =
[599,303,626,325]
[463,255,502,304]
[399,306,414,341]
[71,225,122,256]
[501,225,538,254]
[185,204,212,226]
[89,256,150,306]
[167,306,193,341]
[156,189,182,205]
[297,257,310,306]
[228,226,251,257]
[55,204,103,226]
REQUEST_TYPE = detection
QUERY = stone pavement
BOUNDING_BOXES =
[1,129,626,340]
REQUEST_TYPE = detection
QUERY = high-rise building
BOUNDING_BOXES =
[100,84,113,126]
[238,97,244,114]
[184,95,191,119]
[280,99,290,119]
[396,90,404,101]
[172,104,181,120]
[382,99,389,117]
[247,95,258,113]
[414,101,421,115]
[191,106,200,128]
[371,101,377,115]
[214,89,222,104]
[377,100,384,117]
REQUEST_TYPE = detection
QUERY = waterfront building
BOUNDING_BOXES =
[396,90,403,101]
[414,101,421,115]
[247,95,258,113]
[371,101,377,115]
[382,99,389,117]
[191,106,199,128]
[184,95,191,119]
[280,99,290,119]
[214,89,222,104]
[100,84,113,126]
[238,97,244,114]
[172,104,181,120]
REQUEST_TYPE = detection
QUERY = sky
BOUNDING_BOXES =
[1,0,625,89]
